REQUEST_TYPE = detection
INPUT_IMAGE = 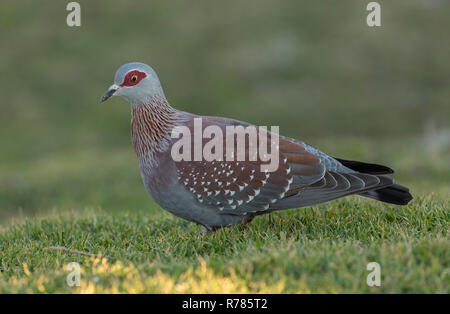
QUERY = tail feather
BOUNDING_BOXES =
[359,184,413,205]
[274,154,413,208]
[335,158,394,175]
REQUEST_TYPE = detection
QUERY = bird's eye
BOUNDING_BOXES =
[120,70,147,87]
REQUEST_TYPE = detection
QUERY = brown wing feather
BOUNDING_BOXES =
[174,118,326,214]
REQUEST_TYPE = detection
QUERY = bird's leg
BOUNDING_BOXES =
[197,228,209,237]
[197,226,216,237]
[241,216,254,227]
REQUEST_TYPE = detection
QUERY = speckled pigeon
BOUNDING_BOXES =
[101,62,412,233]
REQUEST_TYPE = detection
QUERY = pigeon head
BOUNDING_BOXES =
[101,62,165,105]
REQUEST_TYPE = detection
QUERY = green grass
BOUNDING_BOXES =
[0,1,449,293]
[0,195,448,293]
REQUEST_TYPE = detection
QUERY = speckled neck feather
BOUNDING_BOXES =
[131,95,176,170]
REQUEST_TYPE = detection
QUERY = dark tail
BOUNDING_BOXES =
[360,184,413,205]
[335,157,413,205]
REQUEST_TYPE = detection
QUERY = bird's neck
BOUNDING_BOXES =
[131,95,176,168]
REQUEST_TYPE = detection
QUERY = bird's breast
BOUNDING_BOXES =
[130,102,176,169]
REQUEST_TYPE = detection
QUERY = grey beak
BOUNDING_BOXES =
[101,84,119,102]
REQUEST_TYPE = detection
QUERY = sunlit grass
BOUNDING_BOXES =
[0,196,448,293]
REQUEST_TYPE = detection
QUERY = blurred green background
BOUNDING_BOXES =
[0,0,449,224]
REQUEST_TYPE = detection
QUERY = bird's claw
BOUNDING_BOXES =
[197,228,210,237]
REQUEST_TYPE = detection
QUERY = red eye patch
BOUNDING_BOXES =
[120,70,147,87]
